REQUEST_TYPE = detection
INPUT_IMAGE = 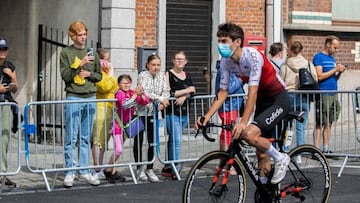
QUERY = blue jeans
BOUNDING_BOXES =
[64,96,96,175]
[284,93,309,152]
[166,114,188,163]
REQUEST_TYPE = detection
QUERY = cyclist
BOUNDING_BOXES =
[196,22,290,184]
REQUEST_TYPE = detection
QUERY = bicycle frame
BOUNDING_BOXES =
[218,139,277,199]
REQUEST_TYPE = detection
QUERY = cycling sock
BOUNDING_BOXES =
[266,145,284,161]
[259,176,268,184]
[323,145,329,152]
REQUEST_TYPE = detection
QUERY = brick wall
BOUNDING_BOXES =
[225,0,265,36]
[289,0,331,13]
[135,0,158,69]
[285,32,359,70]
[284,0,359,70]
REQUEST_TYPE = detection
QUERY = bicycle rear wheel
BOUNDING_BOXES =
[280,144,331,203]
[182,151,247,203]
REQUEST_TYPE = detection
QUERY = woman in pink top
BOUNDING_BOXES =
[103,74,150,183]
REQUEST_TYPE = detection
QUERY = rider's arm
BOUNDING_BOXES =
[240,85,257,125]
[197,88,228,127]
[232,85,258,139]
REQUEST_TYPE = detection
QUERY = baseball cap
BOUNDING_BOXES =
[0,38,8,49]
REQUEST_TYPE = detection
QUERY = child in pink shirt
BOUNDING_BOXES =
[104,74,150,183]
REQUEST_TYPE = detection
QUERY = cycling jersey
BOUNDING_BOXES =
[219,47,286,97]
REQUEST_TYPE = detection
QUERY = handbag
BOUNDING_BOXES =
[115,112,145,139]
[299,62,318,90]
[124,116,145,138]
[298,62,320,101]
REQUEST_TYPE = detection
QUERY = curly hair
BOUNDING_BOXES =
[217,23,244,47]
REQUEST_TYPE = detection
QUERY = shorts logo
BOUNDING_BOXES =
[265,107,283,125]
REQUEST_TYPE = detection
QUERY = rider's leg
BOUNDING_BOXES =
[242,124,290,184]
[257,150,271,184]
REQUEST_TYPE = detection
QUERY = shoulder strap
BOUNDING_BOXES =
[270,59,281,70]
[114,110,130,138]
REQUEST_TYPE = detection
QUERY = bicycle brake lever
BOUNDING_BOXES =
[194,128,200,138]
[198,117,216,142]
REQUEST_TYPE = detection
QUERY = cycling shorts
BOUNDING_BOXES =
[251,90,289,137]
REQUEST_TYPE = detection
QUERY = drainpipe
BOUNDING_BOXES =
[97,0,102,48]
[265,0,282,56]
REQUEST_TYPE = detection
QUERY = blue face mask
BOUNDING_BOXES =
[217,43,234,58]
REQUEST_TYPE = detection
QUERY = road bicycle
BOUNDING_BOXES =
[182,111,332,203]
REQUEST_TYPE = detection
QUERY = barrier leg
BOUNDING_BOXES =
[129,165,138,184]
[170,162,180,180]
[337,155,349,178]
[42,171,51,191]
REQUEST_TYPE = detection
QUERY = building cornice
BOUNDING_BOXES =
[283,23,360,33]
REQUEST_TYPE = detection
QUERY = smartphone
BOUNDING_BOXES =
[8,83,16,88]
[87,48,94,62]
[87,48,94,57]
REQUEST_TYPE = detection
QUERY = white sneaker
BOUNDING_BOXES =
[80,173,100,186]
[63,174,75,187]
[271,153,290,184]
[295,155,302,164]
[145,169,159,182]
[96,170,106,180]
[138,169,148,181]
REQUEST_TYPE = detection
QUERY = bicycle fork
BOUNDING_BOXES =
[209,157,234,197]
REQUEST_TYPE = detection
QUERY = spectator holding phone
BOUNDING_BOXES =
[0,38,18,187]
[313,35,346,153]
[60,21,102,187]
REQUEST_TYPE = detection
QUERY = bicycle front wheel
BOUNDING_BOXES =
[280,144,332,203]
[182,150,247,203]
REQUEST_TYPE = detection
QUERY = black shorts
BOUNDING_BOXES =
[251,90,289,137]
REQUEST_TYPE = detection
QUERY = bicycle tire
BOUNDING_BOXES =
[280,144,332,203]
[182,150,247,203]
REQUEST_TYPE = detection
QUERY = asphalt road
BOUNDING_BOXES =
[1,167,360,203]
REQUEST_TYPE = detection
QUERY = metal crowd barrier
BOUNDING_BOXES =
[156,93,247,180]
[23,99,165,191]
[14,89,360,191]
[278,90,360,177]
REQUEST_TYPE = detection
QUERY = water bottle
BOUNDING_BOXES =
[283,130,294,152]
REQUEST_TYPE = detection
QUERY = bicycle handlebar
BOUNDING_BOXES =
[195,117,233,142]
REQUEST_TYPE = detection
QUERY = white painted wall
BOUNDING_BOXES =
[0,0,99,109]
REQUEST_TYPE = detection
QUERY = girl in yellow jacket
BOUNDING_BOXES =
[91,48,118,180]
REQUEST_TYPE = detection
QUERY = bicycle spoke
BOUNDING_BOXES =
[183,151,247,203]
